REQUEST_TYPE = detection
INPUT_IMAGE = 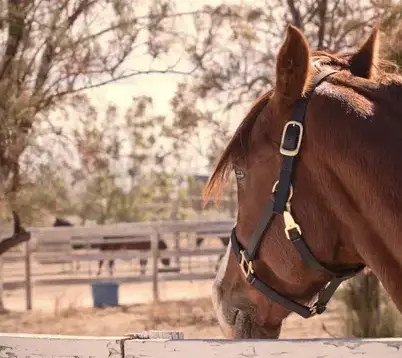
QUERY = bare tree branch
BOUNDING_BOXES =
[287,0,303,30]
[34,0,98,92]
[317,0,328,49]
[0,0,32,79]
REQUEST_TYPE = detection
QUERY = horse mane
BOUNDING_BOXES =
[203,90,272,204]
[203,50,400,205]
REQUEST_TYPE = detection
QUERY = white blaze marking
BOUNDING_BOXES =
[211,242,232,336]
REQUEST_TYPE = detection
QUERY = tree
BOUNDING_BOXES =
[0,0,195,202]
[0,0,393,227]
[64,95,178,224]
[0,210,30,312]
[0,211,30,255]
[5,163,73,225]
[165,0,386,166]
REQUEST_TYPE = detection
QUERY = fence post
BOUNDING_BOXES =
[171,198,181,269]
[151,230,159,302]
[0,255,3,312]
[25,240,32,310]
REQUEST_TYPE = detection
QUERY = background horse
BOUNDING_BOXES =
[96,235,170,276]
[53,218,170,276]
[208,25,402,338]
[53,217,81,271]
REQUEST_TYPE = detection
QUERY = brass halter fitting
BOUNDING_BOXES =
[309,305,318,316]
[272,180,294,212]
[283,211,302,240]
[239,250,254,279]
[272,181,294,201]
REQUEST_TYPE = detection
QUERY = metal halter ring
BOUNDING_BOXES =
[272,180,294,202]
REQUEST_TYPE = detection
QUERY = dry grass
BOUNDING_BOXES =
[0,297,222,338]
[53,294,83,318]
[0,295,345,339]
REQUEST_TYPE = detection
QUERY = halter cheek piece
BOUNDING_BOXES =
[230,68,365,319]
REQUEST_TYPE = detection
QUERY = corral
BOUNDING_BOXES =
[0,219,353,340]
[1,219,234,309]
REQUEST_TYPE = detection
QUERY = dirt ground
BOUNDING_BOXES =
[1,242,344,339]
[0,278,344,339]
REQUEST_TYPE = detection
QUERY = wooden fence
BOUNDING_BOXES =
[1,331,402,357]
[1,219,235,310]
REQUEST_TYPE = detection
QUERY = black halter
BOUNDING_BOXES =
[230,68,365,319]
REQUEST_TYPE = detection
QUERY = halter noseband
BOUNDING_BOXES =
[230,68,365,319]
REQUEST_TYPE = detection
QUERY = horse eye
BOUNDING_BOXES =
[234,168,245,180]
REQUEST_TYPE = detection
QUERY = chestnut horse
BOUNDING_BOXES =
[207,25,402,338]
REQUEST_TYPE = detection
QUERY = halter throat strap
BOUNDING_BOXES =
[230,68,364,319]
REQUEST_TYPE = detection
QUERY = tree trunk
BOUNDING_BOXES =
[0,212,30,255]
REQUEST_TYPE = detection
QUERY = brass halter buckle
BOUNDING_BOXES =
[239,250,254,279]
[280,121,304,157]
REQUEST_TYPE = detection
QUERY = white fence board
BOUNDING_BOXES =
[124,337,402,358]
[0,333,124,358]
[34,247,226,264]
[27,219,234,242]
[1,333,402,358]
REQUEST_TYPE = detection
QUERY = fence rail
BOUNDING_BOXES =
[1,219,234,310]
[26,219,235,241]
[1,331,402,358]
[34,247,226,264]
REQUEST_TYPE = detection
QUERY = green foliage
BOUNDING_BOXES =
[2,164,73,226]
[62,95,179,224]
[338,270,402,338]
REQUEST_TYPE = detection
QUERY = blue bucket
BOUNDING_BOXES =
[91,281,119,308]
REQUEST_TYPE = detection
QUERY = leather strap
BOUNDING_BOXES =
[273,68,338,213]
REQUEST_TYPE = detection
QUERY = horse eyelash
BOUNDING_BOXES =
[234,168,245,180]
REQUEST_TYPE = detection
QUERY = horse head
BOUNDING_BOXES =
[208,25,402,338]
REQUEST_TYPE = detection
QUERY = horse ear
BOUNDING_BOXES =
[274,25,311,106]
[349,27,379,79]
